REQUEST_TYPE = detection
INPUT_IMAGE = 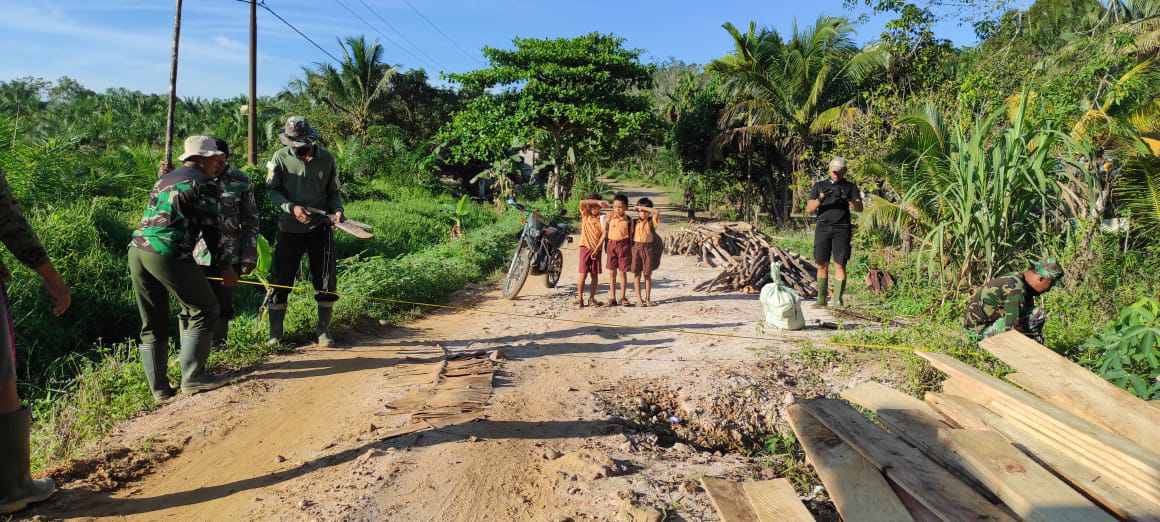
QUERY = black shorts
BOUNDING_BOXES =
[814,225,852,265]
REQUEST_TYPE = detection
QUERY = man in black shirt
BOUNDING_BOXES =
[806,157,863,307]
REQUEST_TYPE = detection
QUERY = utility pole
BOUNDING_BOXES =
[164,0,183,168]
[247,0,258,165]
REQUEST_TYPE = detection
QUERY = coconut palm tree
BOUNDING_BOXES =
[707,17,887,221]
[303,35,397,138]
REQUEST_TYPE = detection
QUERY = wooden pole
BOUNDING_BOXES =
[247,0,258,165]
[164,0,183,167]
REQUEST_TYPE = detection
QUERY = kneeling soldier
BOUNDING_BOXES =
[963,258,1064,343]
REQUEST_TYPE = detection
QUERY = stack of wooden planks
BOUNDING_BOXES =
[783,331,1160,522]
[665,223,818,296]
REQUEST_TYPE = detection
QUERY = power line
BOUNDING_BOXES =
[400,0,483,66]
[333,0,435,70]
[253,0,343,64]
[355,0,448,71]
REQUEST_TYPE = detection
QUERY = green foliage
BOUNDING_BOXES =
[300,36,396,138]
[1079,297,1160,399]
[707,16,888,222]
[437,32,659,201]
[1116,154,1160,242]
[860,96,1078,287]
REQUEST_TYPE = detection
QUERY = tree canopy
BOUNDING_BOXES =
[433,32,658,201]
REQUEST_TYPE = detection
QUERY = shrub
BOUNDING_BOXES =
[1079,297,1160,399]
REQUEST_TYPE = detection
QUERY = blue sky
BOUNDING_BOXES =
[1,0,979,99]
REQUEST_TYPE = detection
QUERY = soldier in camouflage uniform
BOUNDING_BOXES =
[128,136,238,399]
[265,117,344,348]
[0,167,71,514]
[183,138,260,349]
[963,259,1065,343]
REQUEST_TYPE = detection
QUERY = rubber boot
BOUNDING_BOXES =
[316,303,335,348]
[179,329,226,394]
[139,344,175,400]
[813,277,829,308]
[267,306,286,347]
[0,407,55,514]
[834,279,847,307]
[212,319,229,350]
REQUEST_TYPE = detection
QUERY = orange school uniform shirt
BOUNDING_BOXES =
[606,214,631,241]
[633,214,658,243]
[580,214,604,250]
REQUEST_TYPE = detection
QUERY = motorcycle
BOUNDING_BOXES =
[502,200,572,299]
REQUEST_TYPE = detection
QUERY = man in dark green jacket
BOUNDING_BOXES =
[265,116,344,348]
[129,136,237,399]
[0,167,70,514]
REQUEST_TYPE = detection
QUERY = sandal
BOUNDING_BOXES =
[608,298,619,307]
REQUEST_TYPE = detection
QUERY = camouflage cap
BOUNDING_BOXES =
[279,116,316,147]
[1031,258,1065,283]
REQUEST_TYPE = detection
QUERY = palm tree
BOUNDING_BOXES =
[303,35,397,138]
[707,17,887,222]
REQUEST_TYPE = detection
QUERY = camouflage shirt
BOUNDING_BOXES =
[193,167,259,268]
[0,168,49,283]
[130,166,227,263]
[963,273,1035,335]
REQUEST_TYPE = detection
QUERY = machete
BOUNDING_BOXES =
[302,206,374,239]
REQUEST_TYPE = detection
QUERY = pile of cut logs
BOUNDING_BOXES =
[665,223,818,296]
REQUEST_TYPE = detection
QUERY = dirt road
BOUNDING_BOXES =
[33,180,864,521]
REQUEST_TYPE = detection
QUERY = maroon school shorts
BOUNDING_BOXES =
[578,245,602,274]
[631,242,654,277]
[605,239,631,272]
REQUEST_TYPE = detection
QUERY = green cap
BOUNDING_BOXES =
[1031,258,1064,285]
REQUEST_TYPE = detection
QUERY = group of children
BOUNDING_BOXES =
[575,193,661,307]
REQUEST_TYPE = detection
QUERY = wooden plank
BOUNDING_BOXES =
[841,381,941,418]
[841,383,1000,504]
[798,399,1015,522]
[1003,372,1045,394]
[887,478,944,522]
[917,351,1160,497]
[979,331,1160,448]
[926,393,1160,522]
[702,477,759,522]
[786,404,912,522]
[941,377,976,399]
[941,429,1117,522]
[742,479,815,522]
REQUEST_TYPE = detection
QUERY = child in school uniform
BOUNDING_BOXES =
[602,194,632,306]
[631,197,660,307]
[577,194,608,307]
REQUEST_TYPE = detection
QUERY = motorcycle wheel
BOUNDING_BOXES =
[502,242,532,299]
[544,249,563,288]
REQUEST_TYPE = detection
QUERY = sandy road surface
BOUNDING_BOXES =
[31,180,853,522]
